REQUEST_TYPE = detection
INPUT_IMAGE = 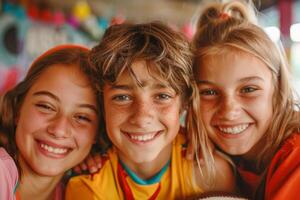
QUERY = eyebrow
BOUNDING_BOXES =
[33,91,59,101]
[109,81,170,90]
[33,91,98,114]
[197,76,265,85]
[237,76,265,83]
[196,80,212,84]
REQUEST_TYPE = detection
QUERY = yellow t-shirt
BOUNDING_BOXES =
[65,133,203,199]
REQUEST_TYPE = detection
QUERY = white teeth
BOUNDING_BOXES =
[129,133,156,142]
[219,124,249,134]
[40,143,68,154]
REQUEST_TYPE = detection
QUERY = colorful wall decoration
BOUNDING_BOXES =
[0,1,110,94]
[0,1,262,95]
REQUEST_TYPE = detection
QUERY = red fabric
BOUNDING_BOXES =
[117,162,161,200]
[237,133,300,199]
[237,166,261,197]
[117,162,135,200]
[16,191,20,200]
[265,133,300,200]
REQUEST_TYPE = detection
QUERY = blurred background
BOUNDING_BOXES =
[0,0,299,94]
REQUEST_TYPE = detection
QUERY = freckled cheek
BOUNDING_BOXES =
[199,101,216,123]
[103,99,122,122]
[159,105,181,125]
[246,95,273,116]
[104,112,124,142]
[104,107,129,131]
[200,99,217,110]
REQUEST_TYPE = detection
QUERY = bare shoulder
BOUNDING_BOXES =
[194,151,236,194]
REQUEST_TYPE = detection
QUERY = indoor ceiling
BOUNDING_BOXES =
[35,0,290,11]
[37,0,291,25]
[170,0,279,11]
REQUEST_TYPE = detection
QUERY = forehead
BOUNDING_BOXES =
[28,64,94,96]
[199,50,271,79]
[196,51,274,89]
[113,60,170,87]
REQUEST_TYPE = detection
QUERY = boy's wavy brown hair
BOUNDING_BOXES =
[89,21,216,186]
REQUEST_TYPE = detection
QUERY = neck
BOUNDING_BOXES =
[240,136,268,173]
[118,144,172,180]
[17,156,64,200]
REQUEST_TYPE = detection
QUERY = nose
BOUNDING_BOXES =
[217,95,241,121]
[47,114,71,138]
[128,100,153,128]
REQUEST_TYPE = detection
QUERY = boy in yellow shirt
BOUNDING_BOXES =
[66,22,236,199]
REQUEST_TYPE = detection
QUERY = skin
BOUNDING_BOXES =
[197,50,274,162]
[103,60,182,179]
[69,56,236,195]
[102,60,236,193]
[15,64,98,199]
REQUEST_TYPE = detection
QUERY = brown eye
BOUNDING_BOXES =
[112,95,131,101]
[156,93,172,100]
[241,87,258,93]
[35,103,55,112]
[200,89,218,96]
[74,114,92,123]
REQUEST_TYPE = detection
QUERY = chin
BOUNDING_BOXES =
[131,152,161,164]
[31,164,65,177]
[215,143,242,155]
[222,147,251,156]
[132,156,156,163]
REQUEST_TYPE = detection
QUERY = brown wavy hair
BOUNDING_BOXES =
[0,45,101,173]
[89,21,216,186]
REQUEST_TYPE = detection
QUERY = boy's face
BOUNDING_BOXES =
[197,51,274,160]
[103,60,181,169]
[16,64,98,176]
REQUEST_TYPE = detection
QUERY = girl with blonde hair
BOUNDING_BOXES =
[193,1,300,199]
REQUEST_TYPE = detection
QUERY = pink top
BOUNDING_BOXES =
[0,147,19,200]
[14,176,65,200]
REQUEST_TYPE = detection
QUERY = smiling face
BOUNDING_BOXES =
[15,64,98,176]
[197,50,274,159]
[103,60,181,170]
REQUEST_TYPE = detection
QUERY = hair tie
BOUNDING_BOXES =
[219,12,230,20]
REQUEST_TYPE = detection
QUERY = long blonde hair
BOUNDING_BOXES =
[89,21,216,186]
[193,0,300,195]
